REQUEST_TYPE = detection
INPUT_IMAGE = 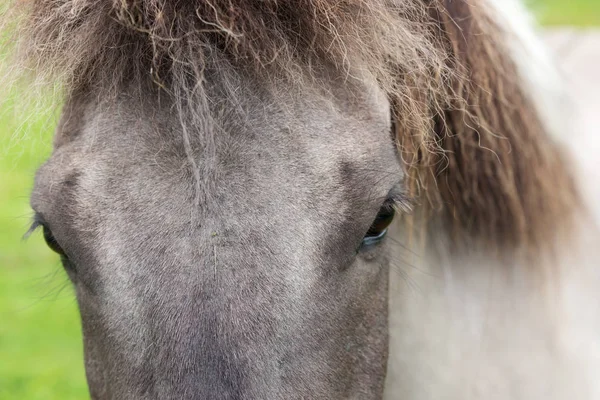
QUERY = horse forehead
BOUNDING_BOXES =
[54,64,392,154]
[64,74,389,168]
[30,79,398,304]
[37,75,396,223]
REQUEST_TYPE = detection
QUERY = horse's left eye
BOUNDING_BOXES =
[361,205,395,248]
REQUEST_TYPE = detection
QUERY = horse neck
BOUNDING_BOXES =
[384,211,600,399]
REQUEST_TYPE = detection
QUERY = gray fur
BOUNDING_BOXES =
[18,0,597,399]
[31,63,398,399]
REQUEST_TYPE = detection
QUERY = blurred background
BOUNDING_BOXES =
[0,1,598,399]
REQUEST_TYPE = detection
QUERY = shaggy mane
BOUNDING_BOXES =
[1,0,580,257]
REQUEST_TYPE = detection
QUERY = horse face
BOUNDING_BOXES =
[30,68,403,398]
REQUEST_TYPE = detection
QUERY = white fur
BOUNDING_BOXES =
[385,227,600,399]
[384,1,600,398]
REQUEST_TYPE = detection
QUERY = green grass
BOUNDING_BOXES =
[0,101,88,399]
[528,0,600,27]
[0,2,597,399]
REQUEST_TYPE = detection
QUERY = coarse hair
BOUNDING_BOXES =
[1,0,580,258]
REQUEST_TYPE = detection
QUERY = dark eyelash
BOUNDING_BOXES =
[24,213,45,239]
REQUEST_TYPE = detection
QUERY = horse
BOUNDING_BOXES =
[3,0,599,398]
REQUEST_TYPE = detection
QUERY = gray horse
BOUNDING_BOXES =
[4,0,599,398]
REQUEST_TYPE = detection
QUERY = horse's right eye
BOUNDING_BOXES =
[42,225,67,256]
